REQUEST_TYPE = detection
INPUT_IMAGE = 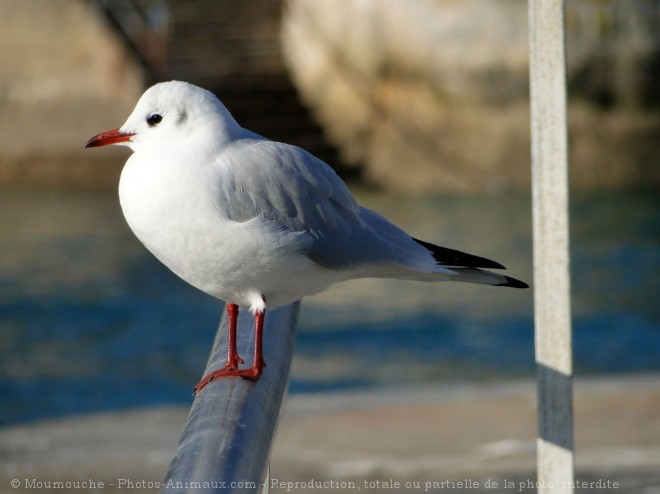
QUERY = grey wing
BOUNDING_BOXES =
[215,138,433,272]
[216,138,362,232]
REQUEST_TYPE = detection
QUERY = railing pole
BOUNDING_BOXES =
[161,302,300,494]
[528,1,574,492]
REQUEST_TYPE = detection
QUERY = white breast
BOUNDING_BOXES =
[118,150,344,309]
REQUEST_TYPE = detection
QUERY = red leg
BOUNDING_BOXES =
[193,306,267,394]
[241,310,267,381]
[225,303,244,368]
[193,303,243,394]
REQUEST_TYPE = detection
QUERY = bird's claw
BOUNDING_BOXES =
[193,364,264,394]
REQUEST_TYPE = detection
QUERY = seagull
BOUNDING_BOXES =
[85,81,528,394]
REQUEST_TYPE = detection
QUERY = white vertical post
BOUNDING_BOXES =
[528,1,574,493]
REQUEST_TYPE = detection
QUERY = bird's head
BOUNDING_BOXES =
[85,81,241,151]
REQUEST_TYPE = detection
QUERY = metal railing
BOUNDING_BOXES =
[161,302,300,493]
[89,0,169,80]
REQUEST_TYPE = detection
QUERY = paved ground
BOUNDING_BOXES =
[1,375,659,493]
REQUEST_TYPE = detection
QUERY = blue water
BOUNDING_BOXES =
[1,187,658,425]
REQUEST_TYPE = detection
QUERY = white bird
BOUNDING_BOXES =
[85,81,528,393]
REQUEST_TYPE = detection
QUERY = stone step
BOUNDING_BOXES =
[95,0,352,173]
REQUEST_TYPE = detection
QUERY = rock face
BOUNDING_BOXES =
[282,0,660,192]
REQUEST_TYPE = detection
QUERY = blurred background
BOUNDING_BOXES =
[0,0,659,490]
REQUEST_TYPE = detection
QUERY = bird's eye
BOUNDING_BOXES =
[147,114,163,126]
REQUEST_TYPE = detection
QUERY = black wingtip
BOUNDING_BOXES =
[499,276,529,289]
[412,237,506,270]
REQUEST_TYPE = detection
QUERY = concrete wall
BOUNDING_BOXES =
[0,0,145,188]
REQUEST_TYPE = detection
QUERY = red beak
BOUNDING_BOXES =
[84,128,135,148]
